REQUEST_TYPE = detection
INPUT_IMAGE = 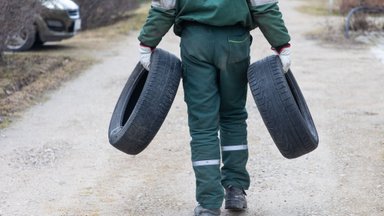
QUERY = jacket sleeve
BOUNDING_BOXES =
[138,0,176,48]
[249,0,290,48]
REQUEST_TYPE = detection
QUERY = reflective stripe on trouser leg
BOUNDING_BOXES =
[193,160,220,167]
[222,145,248,151]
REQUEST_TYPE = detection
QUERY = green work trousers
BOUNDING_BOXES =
[180,23,251,209]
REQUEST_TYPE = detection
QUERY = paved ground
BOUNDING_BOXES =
[1,0,383,215]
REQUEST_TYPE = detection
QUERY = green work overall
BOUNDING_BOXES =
[181,23,251,208]
[138,0,291,210]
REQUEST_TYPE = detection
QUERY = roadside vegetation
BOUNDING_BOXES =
[299,0,384,46]
[0,0,147,128]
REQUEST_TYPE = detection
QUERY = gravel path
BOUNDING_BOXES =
[1,0,383,215]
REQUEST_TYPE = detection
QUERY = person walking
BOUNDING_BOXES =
[138,0,291,215]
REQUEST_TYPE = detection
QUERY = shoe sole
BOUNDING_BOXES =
[225,200,247,211]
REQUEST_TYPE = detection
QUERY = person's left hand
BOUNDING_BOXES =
[139,45,153,71]
[277,46,291,73]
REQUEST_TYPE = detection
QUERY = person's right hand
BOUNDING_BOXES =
[278,47,291,73]
[273,44,291,73]
[139,45,153,71]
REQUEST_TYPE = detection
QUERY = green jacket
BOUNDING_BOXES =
[138,0,290,48]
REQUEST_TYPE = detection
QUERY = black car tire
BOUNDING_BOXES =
[6,26,36,51]
[248,55,319,159]
[108,48,182,155]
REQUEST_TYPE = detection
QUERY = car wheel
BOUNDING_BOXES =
[108,48,182,155]
[6,26,36,51]
[248,55,319,159]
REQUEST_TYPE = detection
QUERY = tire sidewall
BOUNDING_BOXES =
[108,49,182,155]
[248,55,318,158]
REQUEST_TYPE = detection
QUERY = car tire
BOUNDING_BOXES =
[108,48,182,155]
[248,55,319,159]
[6,26,36,51]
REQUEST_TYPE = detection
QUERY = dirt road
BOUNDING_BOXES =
[1,1,383,215]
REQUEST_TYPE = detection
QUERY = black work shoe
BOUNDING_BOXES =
[194,205,221,216]
[225,186,247,211]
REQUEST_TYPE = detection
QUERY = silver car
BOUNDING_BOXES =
[6,0,81,51]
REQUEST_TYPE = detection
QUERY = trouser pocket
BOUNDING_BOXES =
[228,32,251,64]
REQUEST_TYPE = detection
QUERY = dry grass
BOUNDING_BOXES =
[0,3,149,128]
[298,0,383,47]
[340,0,384,14]
[80,4,150,37]
[296,0,343,16]
[305,17,352,46]
[0,55,93,128]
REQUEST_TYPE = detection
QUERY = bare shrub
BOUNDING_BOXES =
[341,0,384,32]
[0,0,42,61]
[74,0,140,30]
[340,0,360,14]
[350,13,371,30]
